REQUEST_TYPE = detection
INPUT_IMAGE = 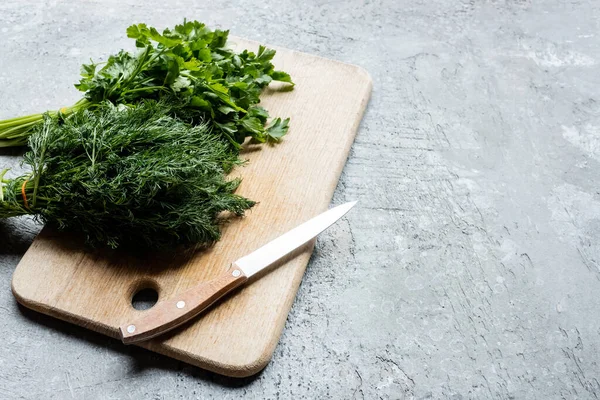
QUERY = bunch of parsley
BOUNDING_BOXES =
[0,101,254,249]
[0,20,293,148]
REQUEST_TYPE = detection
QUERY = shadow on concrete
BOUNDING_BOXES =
[0,218,39,255]
[15,304,264,388]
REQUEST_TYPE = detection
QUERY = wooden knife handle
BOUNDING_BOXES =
[119,267,248,344]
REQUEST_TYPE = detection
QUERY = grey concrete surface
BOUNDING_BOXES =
[1,0,600,398]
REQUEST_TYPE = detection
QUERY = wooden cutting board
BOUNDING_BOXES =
[11,38,372,377]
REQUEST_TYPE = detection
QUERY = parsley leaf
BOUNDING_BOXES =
[266,118,290,142]
[74,20,294,146]
[0,20,295,148]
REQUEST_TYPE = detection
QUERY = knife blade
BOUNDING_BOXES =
[119,201,357,344]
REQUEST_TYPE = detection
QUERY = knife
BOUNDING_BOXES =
[119,201,357,344]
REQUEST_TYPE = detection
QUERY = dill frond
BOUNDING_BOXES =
[0,101,254,249]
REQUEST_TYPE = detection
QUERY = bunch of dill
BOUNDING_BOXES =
[0,101,254,249]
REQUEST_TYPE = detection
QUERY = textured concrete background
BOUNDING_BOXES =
[1,0,600,398]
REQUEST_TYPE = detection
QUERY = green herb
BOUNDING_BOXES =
[0,101,254,249]
[0,20,293,148]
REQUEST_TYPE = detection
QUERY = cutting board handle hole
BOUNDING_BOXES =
[130,281,160,310]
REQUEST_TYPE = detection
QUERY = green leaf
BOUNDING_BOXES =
[232,81,249,90]
[172,76,191,91]
[257,45,276,61]
[80,62,97,78]
[190,40,208,51]
[206,83,245,112]
[218,106,237,115]
[271,70,294,85]
[232,55,242,68]
[197,48,212,62]
[211,30,229,48]
[215,121,237,135]
[266,117,290,141]
[174,20,195,36]
[248,106,269,122]
[127,23,181,48]
[255,74,272,86]
[164,57,180,85]
[209,83,228,94]
[190,96,211,109]
[148,27,181,48]
[240,117,264,135]
[127,24,151,47]
[182,59,202,71]
[126,24,144,39]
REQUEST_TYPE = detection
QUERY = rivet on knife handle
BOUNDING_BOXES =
[120,267,247,344]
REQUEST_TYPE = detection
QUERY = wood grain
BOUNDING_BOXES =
[11,38,372,377]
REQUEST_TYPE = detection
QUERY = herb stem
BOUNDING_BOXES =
[0,98,92,146]
[121,86,167,95]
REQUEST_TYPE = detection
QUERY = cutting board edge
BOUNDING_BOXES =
[12,277,269,378]
[13,273,271,377]
[10,244,308,378]
[144,332,275,378]
[12,276,117,337]
[12,281,268,378]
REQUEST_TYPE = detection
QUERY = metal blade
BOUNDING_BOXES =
[234,201,357,277]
